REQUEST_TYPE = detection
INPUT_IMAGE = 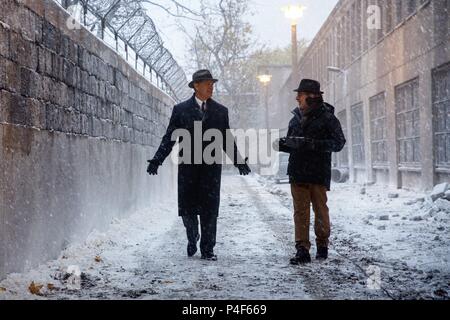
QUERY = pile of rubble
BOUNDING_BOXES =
[426,182,450,212]
[406,183,450,222]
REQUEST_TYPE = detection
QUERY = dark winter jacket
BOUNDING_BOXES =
[280,103,346,190]
[152,94,241,216]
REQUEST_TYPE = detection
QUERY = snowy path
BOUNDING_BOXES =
[1,174,449,300]
[0,175,309,300]
[260,176,450,300]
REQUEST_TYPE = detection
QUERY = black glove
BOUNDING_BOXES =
[273,137,288,151]
[284,137,314,150]
[236,157,251,176]
[147,159,160,175]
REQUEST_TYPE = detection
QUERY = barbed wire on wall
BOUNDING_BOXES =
[56,0,191,102]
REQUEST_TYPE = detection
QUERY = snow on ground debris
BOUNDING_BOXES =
[0,174,449,300]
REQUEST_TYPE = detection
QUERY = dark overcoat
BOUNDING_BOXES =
[280,103,346,190]
[152,94,237,216]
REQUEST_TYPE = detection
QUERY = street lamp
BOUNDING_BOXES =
[257,74,272,86]
[257,73,272,129]
[282,4,306,74]
[327,66,344,73]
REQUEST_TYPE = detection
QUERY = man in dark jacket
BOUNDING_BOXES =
[274,79,346,264]
[147,69,251,261]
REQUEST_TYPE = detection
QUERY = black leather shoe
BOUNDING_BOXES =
[316,247,328,260]
[187,234,200,257]
[290,247,311,265]
[201,253,217,261]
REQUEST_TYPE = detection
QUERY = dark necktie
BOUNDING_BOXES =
[201,101,206,113]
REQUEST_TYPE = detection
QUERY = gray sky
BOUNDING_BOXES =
[146,0,339,69]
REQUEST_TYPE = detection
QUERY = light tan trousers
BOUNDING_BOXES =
[290,183,330,250]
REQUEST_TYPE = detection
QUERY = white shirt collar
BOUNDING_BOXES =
[195,96,206,108]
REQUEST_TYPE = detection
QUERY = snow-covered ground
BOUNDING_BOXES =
[260,176,450,300]
[0,174,449,300]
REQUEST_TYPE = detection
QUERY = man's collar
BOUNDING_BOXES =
[194,93,209,106]
[195,96,205,107]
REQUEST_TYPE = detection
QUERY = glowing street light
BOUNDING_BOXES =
[282,4,306,75]
[282,4,306,26]
[257,74,272,86]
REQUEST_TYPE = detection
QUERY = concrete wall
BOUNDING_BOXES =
[277,0,450,191]
[0,0,176,279]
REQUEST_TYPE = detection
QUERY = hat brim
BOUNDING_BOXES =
[189,78,219,88]
[293,89,324,94]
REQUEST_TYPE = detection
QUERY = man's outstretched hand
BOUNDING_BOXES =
[237,157,251,176]
[147,159,160,175]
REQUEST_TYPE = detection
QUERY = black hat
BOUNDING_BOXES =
[294,79,324,94]
[188,69,218,88]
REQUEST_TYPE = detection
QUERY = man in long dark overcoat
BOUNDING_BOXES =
[147,69,251,261]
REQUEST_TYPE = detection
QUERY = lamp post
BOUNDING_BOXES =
[282,5,306,75]
[257,73,273,176]
[257,74,272,129]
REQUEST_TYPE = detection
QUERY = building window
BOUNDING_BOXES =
[337,110,349,167]
[406,0,418,17]
[384,1,394,34]
[370,92,388,165]
[345,11,351,67]
[433,62,450,169]
[395,78,421,166]
[362,0,368,52]
[356,0,362,57]
[337,19,344,69]
[394,0,426,27]
[375,0,384,42]
[395,0,404,25]
[351,103,365,166]
[351,2,358,60]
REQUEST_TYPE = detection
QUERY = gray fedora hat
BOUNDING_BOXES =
[188,69,218,88]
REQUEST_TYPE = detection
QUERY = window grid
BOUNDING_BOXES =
[370,92,388,165]
[433,63,450,168]
[337,110,349,167]
[351,103,365,166]
[395,78,421,166]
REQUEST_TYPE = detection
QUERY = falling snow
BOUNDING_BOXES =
[0,175,448,300]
